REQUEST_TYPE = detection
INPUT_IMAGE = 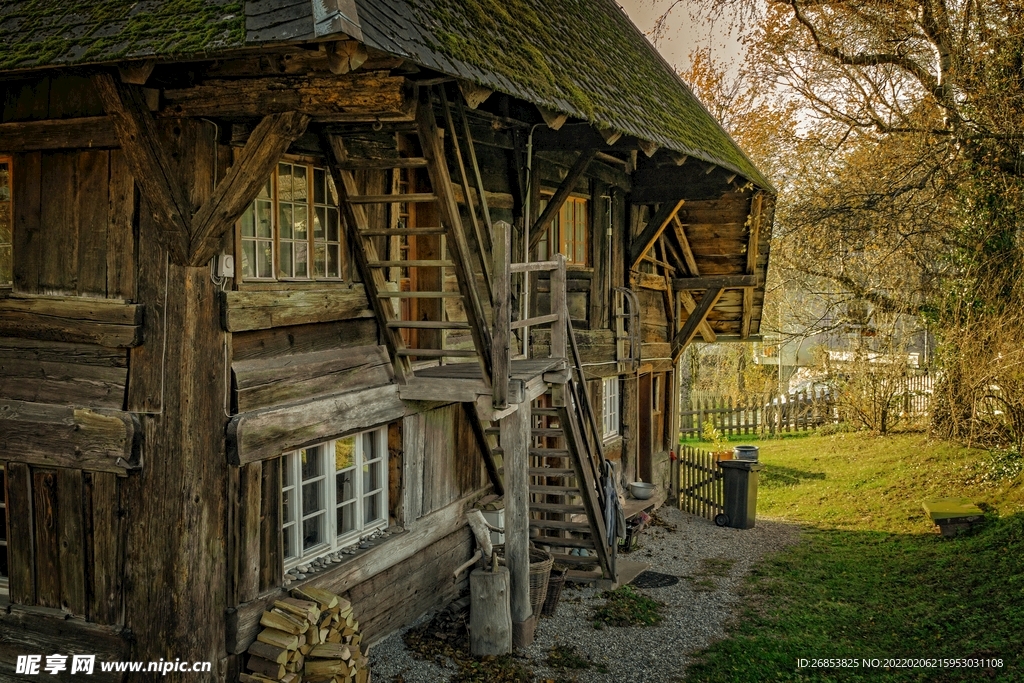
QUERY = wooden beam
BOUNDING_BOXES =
[597,127,622,145]
[459,80,493,109]
[188,112,310,266]
[92,72,192,265]
[118,60,156,85]
[0,117,119,152]
[529,148,597,249]
[228,384,407,465]
[638,139,659,157]
[0,296,143,347]
[679,291,717,343]
[742,192,765,339]
[671,288,723,360]
[671,216,700,276]
[221,286,373,332]
[537,106,568,130]
[159,73,412,121]
[0,400,140,473]
[628,199,684,271]
[673,274,759,290]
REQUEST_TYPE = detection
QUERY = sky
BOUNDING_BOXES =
[616,0,745,75]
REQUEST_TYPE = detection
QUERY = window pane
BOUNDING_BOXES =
[314,243,326,278]
[335,436,356,471]
[257,241,273,278]
[240,205,255,237]
[242,241,256,279]
[364,493,382,525]
[314,206,326,240]
[337,502,356,536]
[362,431,377,460]
[303,513,324,550]
[283,525,294,559]
[363,461,381,493]
[327,176,338,205]
[279,204,293,240]
[278,163,293,202]
[294,241,308,278]
[0,161,9,201]
[314,168,326,205]
[336,469,355,504]
[294,205,308,240]
[302,479,322,516]
[256,201,273,238]
[327,208,340,242]
[257,177,272,199]
[292,165,307,201]
[282,488,294,526]
[328,244,340,279]
[280,242,293,277]
[300,447,322,479]
[0,245,10,286]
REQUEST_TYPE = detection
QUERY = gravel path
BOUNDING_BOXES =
[369,506,801,682]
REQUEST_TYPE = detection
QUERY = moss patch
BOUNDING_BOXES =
[0,0,245,71]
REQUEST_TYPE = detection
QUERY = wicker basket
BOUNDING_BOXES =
[527,548,554,618]
[541,567,567,617]
[494,545,553,618]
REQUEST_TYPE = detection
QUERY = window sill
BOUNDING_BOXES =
[282,524,403,585]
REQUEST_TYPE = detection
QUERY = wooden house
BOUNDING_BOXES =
[0,0,772,679]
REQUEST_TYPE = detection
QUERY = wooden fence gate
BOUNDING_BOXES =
[677,445,724,521]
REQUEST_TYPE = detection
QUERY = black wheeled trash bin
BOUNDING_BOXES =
[718,458,764,529]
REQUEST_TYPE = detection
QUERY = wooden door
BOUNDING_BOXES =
[638,373,653,483]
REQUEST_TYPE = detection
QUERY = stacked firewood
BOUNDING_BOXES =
[240,586,370,683]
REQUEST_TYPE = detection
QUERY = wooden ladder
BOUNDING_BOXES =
[527,390,614,584]
[321,102,493,386]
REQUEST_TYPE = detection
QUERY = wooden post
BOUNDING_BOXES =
[493,221,511,409]
[500,401,533,647]
[470,567,512,656]
[550,254,567,360]
[122,119,229,676]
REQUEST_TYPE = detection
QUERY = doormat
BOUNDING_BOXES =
[631,571,680,588]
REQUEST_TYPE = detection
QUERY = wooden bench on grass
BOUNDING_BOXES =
[922,497,984,536]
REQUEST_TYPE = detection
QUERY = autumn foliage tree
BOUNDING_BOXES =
[663,0,1024,444]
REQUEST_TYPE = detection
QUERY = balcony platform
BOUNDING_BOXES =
[398,358,568,414]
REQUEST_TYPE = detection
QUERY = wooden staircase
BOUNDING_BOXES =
[529,378,617,584]
[321,95,493,389]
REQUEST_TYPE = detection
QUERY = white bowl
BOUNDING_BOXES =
[629,482,656,500]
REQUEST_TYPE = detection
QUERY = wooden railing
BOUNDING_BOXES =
[492,220,567,409]
[677,445,724,521]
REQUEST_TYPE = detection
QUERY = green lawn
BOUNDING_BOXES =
[681,432,1024,682]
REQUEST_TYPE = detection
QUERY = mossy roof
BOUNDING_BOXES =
[0,0,769,188]
[356,0,769,188]
[0,0,246,72]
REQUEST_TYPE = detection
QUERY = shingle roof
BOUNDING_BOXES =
[0,0,768,188]
[357,0,769,187]
[0,1,246,70]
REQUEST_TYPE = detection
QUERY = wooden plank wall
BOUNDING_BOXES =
[2,461,124,624]
[12,149,135,299]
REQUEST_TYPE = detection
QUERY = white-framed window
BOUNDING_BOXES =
[602,377,620,440]
[280,427,388,568]
[239,160,343,281]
